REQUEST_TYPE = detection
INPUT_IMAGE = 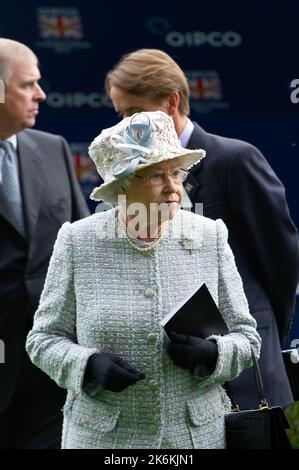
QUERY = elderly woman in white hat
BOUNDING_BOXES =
[26,111,260,449]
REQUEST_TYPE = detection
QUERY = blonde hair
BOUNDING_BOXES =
[0,38,38,84]
[105,49,190,116]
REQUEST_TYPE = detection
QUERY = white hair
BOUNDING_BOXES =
[105,175,134,205]
[0,38,38,84]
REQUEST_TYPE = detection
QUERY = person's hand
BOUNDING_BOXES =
[164,331,218,372]
[84,353,145,392]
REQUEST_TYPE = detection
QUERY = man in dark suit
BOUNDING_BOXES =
[105,48,299,410]
[0,38,89,448]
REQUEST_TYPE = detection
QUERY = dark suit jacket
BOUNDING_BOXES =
[0,129,90,413]
[185,122,299,408]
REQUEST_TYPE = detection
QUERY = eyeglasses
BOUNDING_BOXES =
[135,168,189,187]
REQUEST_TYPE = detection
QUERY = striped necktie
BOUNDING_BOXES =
[0,140,25,236]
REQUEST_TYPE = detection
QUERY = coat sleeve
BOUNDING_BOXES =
[228,144,299,341]
[196,219,261,386]
[26,222,98,394]
[60,136,90,221]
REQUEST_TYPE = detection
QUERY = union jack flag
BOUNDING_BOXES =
[74,153,99,184]
[190,78,222,101]
[38,13,83,39]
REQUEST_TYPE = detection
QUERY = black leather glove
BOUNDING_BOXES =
[84,353,145,392]
[164,331,218,373]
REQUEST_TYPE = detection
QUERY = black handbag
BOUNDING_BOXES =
[225,350,291,449]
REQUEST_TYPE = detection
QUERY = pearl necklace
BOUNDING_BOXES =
[118,213,165,255]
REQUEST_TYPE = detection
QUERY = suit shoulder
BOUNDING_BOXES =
[23,128,65,145]
[192,122,261,163]
[206,131,259,157]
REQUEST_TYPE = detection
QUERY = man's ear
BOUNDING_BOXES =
[167,91,180,116]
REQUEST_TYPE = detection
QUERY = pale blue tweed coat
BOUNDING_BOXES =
[26,208,261,449]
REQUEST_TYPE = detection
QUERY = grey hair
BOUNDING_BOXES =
[0,38,38,84]
[104,174,134,205]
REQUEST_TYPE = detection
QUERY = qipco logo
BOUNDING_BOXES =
[46,92,113,109]
[290,79,299,104]
[166,31,242,48]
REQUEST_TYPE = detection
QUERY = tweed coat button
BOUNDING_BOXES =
[148,379,158,389]
[147,333,158,344]
[144,288,155,298]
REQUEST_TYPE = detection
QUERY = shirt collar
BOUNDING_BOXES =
[178,118,194,149]
[6,135,17,151]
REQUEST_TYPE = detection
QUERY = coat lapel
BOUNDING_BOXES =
[17,131,43,242]
[0,184,21,233]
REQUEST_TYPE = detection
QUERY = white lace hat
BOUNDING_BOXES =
[88,110,206,203]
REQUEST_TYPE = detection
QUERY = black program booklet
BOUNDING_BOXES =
[160,282,228,338]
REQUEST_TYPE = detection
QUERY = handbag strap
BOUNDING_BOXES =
[251,349,268,408]
[225,348,268,410]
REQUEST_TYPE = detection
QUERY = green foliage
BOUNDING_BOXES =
[285,401,299,448]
